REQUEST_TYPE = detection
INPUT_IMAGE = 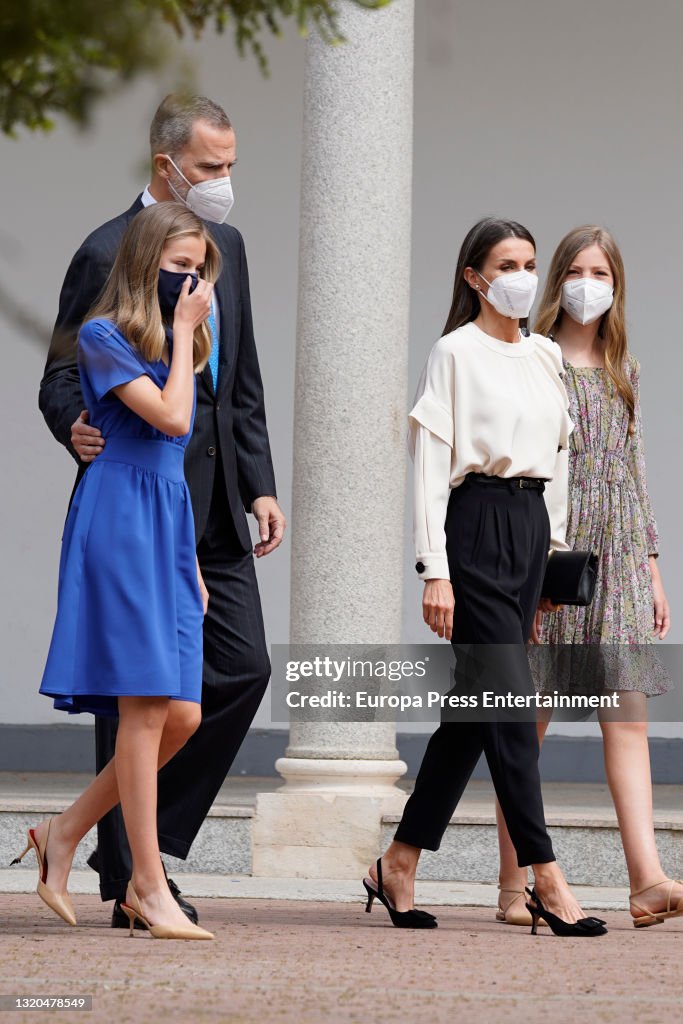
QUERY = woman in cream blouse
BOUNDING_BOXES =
[363,217,606,936]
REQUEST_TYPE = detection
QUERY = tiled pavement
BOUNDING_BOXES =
[2,895,682,1024]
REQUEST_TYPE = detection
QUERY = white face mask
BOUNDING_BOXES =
[561,277,614,325]
[166,156,234,224]
[477,269,538,320]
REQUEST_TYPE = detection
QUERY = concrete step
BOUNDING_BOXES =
[1,773,682,889]
[383,813,683,889]
[0,772,257,878]
[384,780,683,887]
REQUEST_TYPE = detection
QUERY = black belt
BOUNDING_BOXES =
[465,472,548,492]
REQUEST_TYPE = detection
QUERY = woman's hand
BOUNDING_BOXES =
[530,599,560,645]
[174,277,213,332]
[197,560,209,616]
[649,557,670,639]
[423,579,455,640]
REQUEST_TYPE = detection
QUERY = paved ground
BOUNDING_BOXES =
[3,775,682,1022]
[2,895,682,1024]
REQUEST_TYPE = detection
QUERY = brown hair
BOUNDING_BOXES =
[442,217,536,336]
[88,203,220,371]
[150,93,232,158]
[534,225,634,433]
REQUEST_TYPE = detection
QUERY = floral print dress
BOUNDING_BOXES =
[535,352,668,695]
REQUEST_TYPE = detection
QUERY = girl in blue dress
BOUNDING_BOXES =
[13,203,218,940]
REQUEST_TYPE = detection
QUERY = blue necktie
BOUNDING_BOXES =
[207,303,220,391]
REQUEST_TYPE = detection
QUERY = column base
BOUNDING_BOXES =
[252,757,408,879]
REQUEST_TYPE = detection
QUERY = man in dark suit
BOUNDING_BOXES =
[39,94,285,926]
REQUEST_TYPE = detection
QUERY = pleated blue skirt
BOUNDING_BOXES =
[40,437,204,717]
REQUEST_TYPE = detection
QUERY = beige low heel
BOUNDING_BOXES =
[630,879,683,929]
[496,886,546,927]
[10,820,77,927]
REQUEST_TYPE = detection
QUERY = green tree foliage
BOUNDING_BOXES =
[0,0,391,135]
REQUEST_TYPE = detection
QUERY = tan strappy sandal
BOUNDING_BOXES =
[496,886,545,926]
[630,879,683,929]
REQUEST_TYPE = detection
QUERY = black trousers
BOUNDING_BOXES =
[395,476,556,867]
[90,470,271,901]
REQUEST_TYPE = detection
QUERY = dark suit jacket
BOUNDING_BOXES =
[39,195,277,553]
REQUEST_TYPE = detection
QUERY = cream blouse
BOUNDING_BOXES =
[409,321,574,580]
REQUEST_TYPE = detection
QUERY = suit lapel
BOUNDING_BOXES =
[127,195,145,220]
[200,361,215,397]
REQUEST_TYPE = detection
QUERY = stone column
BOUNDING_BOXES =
[253,0,415,878]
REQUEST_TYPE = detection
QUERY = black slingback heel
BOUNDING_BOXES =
[525,886,607,937]
[362,858,437,929]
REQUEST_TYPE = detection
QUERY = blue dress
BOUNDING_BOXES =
[39,318,204,717]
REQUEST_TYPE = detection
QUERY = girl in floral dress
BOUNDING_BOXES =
[495,226,681,930]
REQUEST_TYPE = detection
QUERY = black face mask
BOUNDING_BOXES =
[157,267,198,318]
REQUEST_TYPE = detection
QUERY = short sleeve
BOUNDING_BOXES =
[78,319,147,401]
[407,339,455,458]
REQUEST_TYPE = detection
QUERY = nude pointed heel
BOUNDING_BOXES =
[10,819,77,927]
[120,884,214,940]
[630,879,683,928]
[121,904,139,937]
[11,840,32,865]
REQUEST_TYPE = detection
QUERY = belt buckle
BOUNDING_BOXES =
[518,478,527,489]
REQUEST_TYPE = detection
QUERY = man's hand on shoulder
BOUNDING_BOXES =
[251,496,286,557]
[71,410,105,463]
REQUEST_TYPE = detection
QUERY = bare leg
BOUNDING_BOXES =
[368,841,421,913]
[369,838,585,923]
[600,694,683,918]
[115,697,201,928]
[530,862,586,922]
[32,699,200,903]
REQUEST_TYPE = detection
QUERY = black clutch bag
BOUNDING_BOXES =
[541,550,599,606]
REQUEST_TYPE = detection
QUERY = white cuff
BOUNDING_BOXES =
[415,553,451,581]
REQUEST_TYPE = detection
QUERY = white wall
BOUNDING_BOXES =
[1,0,680,737]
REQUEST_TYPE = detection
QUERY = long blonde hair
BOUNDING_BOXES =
[89,203,221,371]
[534,225,634,434]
